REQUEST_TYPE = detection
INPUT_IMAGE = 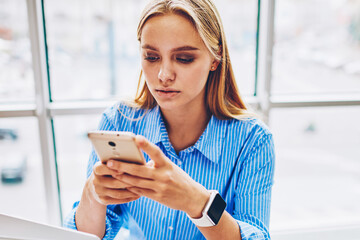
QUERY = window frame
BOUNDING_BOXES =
[0,0,359,236]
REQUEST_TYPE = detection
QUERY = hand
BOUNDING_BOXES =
[87,161,140,205]
[106,135,210,218]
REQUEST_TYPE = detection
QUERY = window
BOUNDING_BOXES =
[270,107,360,230]
[1,1,359,239]
[44,0,149,101]
[0,0,35,103]
[272,0,360,95]
[0,0,46,224]
[214,0,258,96]
[53,115,101,220]
[269,0,360,236]
[44,0,258,101]
[0,117,47,223]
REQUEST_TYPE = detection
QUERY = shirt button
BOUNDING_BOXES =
[168,226,173,231]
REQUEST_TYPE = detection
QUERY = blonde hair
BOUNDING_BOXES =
[133,0,251,120]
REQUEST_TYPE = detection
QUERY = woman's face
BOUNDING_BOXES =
[140,13,215,112]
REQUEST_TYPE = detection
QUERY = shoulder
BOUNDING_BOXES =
[101,101,148,131]
[227,117,272,139]
[103,101,146,118]
[224,117,274,157]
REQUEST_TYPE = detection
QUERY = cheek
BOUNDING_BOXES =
[141,62,158,84]
[184,64,210,88]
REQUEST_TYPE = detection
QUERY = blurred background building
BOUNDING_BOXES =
[0,0,360,239]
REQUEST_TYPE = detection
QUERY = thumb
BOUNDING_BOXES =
[135,135,167,167]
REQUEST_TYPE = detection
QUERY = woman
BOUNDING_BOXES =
[64,0,275,239]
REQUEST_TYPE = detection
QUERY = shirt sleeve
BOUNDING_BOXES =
[63,202,128,240]
[233,133,275,240]
[63,104,131,239]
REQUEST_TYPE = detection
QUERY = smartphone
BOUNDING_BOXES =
[87,130,145,165]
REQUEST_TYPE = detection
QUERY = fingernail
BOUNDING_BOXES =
[107,161,113,167]
[136,135,145,143]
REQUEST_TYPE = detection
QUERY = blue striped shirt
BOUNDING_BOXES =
[64,102,275,240]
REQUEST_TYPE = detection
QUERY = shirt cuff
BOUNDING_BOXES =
[63,202,125,240]
[235,219,270,240]
[63,201,79,230]
[101,208,125,240]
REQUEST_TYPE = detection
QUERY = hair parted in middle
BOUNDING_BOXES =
[134,0,250,120]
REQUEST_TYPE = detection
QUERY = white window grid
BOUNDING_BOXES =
[0,0,359,237]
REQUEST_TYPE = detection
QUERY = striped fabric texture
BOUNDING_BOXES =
[64,102,275,240]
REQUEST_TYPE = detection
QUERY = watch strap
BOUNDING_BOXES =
[187,190,219,227]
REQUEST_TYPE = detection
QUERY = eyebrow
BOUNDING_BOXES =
[141,44,199,52]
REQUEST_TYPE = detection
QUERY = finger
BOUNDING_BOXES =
[135,135,167,167]
[107,160,154,179]
[88,174,106,205]
[100,188,140,200]
[127,187,156,198]
[93,161,119,176]
[146,160,155,167]
[94,175,132,189]
[100,196,140,205]
[117,174,155,189]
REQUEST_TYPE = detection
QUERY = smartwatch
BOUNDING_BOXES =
[187,190,227,227]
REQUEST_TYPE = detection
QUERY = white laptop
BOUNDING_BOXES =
[0,213,100,240]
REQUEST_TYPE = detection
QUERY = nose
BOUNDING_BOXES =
[158,61,175,84]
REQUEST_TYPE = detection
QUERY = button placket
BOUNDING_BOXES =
[166,210,175,239]
[178,159,183,166]
[178,152,185,167]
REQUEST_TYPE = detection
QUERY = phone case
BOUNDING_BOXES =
[87,131,145,165]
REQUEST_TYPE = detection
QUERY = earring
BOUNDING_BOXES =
[211,66,215,71]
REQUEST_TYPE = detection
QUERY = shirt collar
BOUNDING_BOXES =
[144,106,228,164]
[143,105,164,145]
[191,115,227,164]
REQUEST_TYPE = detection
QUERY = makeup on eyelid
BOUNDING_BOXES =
[143,53,195,64]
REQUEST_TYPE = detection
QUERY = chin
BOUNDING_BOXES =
[156,100,183,111]
[157,102,178,110]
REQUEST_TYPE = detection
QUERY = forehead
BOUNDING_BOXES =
[140,13,206,50]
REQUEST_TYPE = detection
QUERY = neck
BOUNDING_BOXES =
[160,102,211,153]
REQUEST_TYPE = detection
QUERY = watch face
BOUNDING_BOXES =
[207,193,227,224]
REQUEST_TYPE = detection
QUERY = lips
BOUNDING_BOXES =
[156,89,180,93]
[156,87,180,92]
[155,88,180,98]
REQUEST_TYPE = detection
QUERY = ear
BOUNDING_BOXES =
[210,45,222,71]
[210,59,220,71]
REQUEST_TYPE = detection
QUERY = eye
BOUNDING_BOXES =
[144,56,160,62]
[176,56,194,64]
[143,52,160,62]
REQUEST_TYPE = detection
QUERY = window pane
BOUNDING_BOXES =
[54,115,157,238]
[44,0,149,101]
[269,107,360,230]
[53,115,101,220]
[0,118,46,223]
[44,0,257,101]
[272,0,360,95]
[0,0,35,103]
[214,0,258,96]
